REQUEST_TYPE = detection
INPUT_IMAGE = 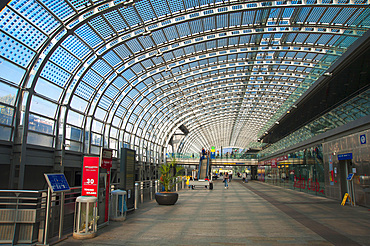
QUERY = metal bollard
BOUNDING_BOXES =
[150,181,153,200]
[176,177,178,192]
[155,180,158,193]
[140,181,144,204]
[135,183,139,209]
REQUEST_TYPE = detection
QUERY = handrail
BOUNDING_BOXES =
[0,190,43,193]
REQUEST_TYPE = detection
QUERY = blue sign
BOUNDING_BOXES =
[210,152,215,159]
[338,153,352,161]
[347,173,354,181]
[44,173,70,193]
[360,134,366,145]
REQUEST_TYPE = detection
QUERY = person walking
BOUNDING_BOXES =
[242,172,247,183]
[223,172,229,189]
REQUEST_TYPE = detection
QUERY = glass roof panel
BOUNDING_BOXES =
[1,0,370,154]
[104,10,128,32]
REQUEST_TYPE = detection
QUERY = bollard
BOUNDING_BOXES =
[176,177,178,192]
[150,181,153,200]
[155,180,158,193]
[134,183,139,209]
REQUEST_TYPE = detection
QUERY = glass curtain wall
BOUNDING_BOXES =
[263,144,325,197]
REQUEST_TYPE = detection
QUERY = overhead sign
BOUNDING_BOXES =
[210,146,216,159]
[82,156,100,197]
[276,155,288,162]
[44,173,70,193]
[338,153,352,161]
[264,155,288,167]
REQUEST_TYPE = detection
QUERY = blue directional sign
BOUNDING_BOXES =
[44,173,70,193]
[347,173,354,181]
[360,134,366,145]
[338,153,352,161]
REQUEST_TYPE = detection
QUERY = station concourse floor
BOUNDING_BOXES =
[57,180,370,246]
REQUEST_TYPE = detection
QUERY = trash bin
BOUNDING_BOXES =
[110,190,127,221]
[73,196,98,239]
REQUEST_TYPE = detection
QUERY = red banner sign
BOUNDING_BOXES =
[264,155,288,167]
[82,157,100,197]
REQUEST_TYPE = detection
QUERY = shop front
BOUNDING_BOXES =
[261,145,325,197]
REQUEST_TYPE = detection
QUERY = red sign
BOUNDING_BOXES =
[82,157,100,197]
[101,148,112,222]
[264,155,288,167]
[101,149,112,169]
[271,159,277,168]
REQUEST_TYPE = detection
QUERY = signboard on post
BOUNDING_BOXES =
[82,156,100,197]
[347,173,354,181]
[43,173,70,244]
[44,173,70,193]
[101,148,113,169]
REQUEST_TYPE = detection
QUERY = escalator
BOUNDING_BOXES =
[198,155,210,180]
[190,155,212,189]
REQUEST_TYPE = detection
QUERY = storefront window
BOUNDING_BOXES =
[262,144,325,197]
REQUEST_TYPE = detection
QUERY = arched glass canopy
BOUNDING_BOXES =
[0,0,369,159]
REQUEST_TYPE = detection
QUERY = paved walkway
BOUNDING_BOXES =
[57,180,370,246]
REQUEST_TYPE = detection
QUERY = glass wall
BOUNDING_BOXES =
[262,144,325,197]
[259,89,370,160]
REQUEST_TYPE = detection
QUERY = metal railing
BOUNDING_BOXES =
[0,190,44,244]
[0,187,81,245]
[0,178,187,245]
[132,177,187,209]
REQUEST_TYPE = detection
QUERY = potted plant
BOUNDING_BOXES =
[155,157,183,205]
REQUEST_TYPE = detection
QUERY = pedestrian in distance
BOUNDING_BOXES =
[223,172,229,189]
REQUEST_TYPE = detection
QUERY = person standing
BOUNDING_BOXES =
[223,172,229,189]
[201,147,206,159]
